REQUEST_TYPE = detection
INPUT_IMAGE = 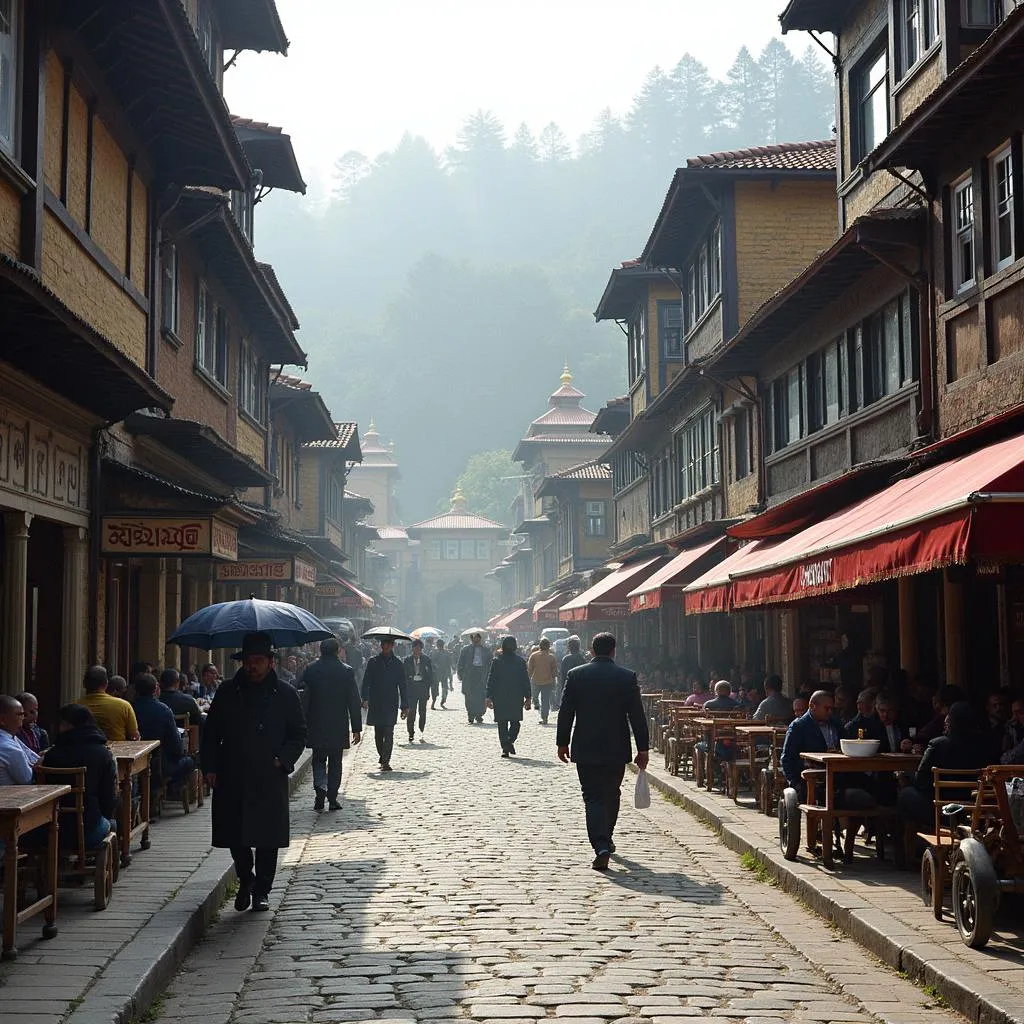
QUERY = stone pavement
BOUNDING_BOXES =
[0,751,310,1024]
[155,706,964,1024]
[640,759,1024,1024]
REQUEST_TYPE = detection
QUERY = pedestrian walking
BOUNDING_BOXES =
[301,637,363,811]
[361,637,408,772]
[527,638,559,724]
[555,632,650,871]
[403,639,434,742]
[485,636,532,757]
[432,639,453,708]
[456,632,492,724]
[557,636,587,710]
[200,632,306,913]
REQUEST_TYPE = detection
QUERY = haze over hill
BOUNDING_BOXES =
[243,40,834,522]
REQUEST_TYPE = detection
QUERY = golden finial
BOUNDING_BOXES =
[560,361,573,386]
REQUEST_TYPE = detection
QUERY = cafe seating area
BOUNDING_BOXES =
[642,691,1024,954]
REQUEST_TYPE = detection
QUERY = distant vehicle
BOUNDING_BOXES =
[540,626,571,659]
[322,616,356,639]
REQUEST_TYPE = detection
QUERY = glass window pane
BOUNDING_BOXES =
[0,0,16,150]
[884,301,901,394]
[787,367,801,442]
[825,342,840,422]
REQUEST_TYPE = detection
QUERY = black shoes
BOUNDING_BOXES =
[251,894,270,912]
[608,841,616,855]
[420,734,425,742]
[381,764,393,773]
[501,750,510,758]
[592,850,611,871]
[328,799,342,811]
[408,734,416,744]
[508,744,516,755]
[475,717,484,724]
[314,788,325,811]
[234,879,252,911]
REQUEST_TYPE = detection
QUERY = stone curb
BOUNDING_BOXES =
[66,749,313,1024]
[634,763,1024,1024]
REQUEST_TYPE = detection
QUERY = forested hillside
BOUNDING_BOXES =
[255,41,835,521]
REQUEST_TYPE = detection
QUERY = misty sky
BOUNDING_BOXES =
[226,0,809,196]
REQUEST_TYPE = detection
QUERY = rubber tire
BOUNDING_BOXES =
[952,838,999,949]
[921,847,942,918]
[94,840,111,911]
[779,788,800,861]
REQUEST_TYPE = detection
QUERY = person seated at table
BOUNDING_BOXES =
[704,680,741,712]
[833,685,854,726]
[14,692,49,753]
[781,690,874,810]
[844,689,884,742]
[684,676,711,707]
[132,674,194,792]
[754,675,793,722]
[898,702,987,830]
[81,665,140,743]
[792,691,811,719]
[159,669,203,729]
[875,693,909,754]
[0,694,40,785]
[107,675,130,701]
[199,663,220,699]
[42,704,118,849]
[1005,696,1024,755]
[982,689,1010,762]
[916,685,966,745]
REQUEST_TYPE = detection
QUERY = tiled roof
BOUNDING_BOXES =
[230,116,284,134]
[257,263,299,330]
[606,395,629,408]
[375,526,409,540]
[552,460,612,482]
[686,140,836,172]
[517,434,609,445]
[272,372,312,391]
[303,421,361,453]
[530,406,596,427]
[407,511,508,532]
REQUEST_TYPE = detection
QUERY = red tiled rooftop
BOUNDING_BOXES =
[686,140,836,172]
[230,115,285,135]
[551,460,612,482]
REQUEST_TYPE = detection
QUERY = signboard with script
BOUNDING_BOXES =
[215,559,293,582]
[294,557,317,588]
[102,516,238,560]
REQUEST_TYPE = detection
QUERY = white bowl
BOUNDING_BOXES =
[840,738,881,757]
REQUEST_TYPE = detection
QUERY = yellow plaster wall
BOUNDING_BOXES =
[66,84,90,226]
[131,170,148,287]
[90,118,128,271]
[234,416,267,466]
[0,179,19,258]
[734,179,838,326]
[43,52,63,193]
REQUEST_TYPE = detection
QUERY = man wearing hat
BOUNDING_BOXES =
[360,637,408,772]
[201,632,306,912]
[457,632,492,724]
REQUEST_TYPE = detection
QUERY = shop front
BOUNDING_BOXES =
[559,556,666,644]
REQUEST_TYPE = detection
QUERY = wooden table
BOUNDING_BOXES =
[694,715,750,791]
[0,784,70,960]
[734,724,787,803]
[108,741,160,867]
[800,751,921,867]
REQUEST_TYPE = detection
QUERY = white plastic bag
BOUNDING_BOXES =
[634,769,651,809]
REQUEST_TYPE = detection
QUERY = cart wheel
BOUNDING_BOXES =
[921,848,943,919]
[778,788,800,861]
[110,835,120,885]
[694,750,705,788]
[93,840,112,911]
[952,838,999,949]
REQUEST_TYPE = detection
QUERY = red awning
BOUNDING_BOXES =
[627,537,726,613]
[560,557,666,622]
[533,591,571,622]
[498,607,534,632]
[684,541,779,614]
[333,579,375,609]
[687,432,1024,612]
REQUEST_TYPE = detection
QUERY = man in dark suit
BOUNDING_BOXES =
[403,639,434,742]
[781,689,843,797]
[301,637,362,811]
[457,632,492,724]
[843,688,885,743]
[556,632,649,871]
[361,638,408,772]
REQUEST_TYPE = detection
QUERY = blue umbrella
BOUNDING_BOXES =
[168,597,335,650]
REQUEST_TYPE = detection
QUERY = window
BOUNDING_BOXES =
[962,0,1001,25]
[787,367,802,444]
[733,408,751,481]
[195,281,228,386]
[0,0,18,153]
[160,244,179,336]
[678,408,719,501]
[901,0,921,72]
[427,540,442,560]
[855,48,889,162]
[992,146,1015,271]
[686,266,697,331]
[230,189,254,243]
[658,300,683,359]
[952,176,975,292]
[196,0,222,90]
[238,339,266,423]
[627,304,647,385]
[444,540,460,560]
[584,500,606,536]
[476,541,490,560]
[460,540,476,560]
[612,452,644,494]
[710,225,722,297]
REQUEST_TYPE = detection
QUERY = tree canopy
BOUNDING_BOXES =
[446,450,521,525]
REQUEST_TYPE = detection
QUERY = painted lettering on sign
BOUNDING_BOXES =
[799,558,833,589]
[104,518,206,553]
[294,558,317,588]
[215,560,292,582]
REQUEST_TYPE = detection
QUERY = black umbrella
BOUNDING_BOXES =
[361,625,414,642]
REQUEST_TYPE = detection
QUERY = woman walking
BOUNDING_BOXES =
[486,636,532,757]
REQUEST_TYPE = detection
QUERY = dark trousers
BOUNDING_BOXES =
[231,846,278,897]
[311,748,343,799]
[576,763,626,854]
[440,676,451,704]
[536,685,553,721]
[375,724,395,766]
[408,695,428,737]
[497,719,521,752]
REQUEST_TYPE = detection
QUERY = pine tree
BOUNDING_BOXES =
[720,45,768,149]
[627,67,681,164]
[538,122,572,162]
[757,39,797,144]
[510,122,539,160]
[669,54,716,155]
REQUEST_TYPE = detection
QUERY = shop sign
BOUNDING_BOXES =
[325,521,343,548]
[216,559,293,582]
[798,558,833,590]
[294,557,317,588]
[102,516,238,560]
[315,583,343,598]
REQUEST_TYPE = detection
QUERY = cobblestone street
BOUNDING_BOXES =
[159,706,962,1024]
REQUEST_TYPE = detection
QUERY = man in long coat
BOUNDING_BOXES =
[201,632,306,912]
[486,636,532,757]
[403,639,434,742]
[457,632,492,724]
[301,637,362,811]
[360,637,408,772]
[432,639,454,708]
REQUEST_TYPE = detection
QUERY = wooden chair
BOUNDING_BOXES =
[175,715,203,813]
[758,727,788,816]
[915,767,980,919]
[33,765,118,911]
